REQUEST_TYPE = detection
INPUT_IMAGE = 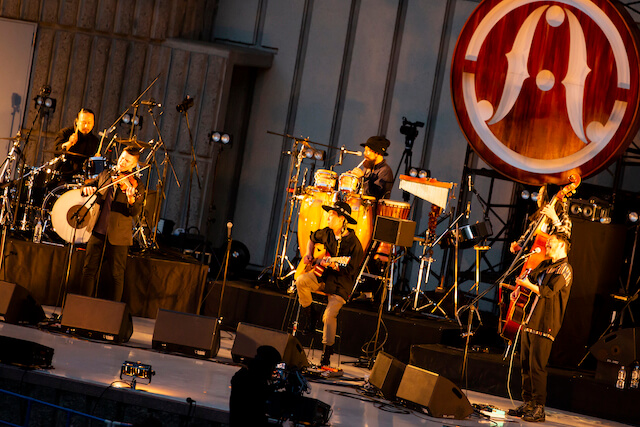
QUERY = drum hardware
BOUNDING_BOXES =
[44,149,89,157]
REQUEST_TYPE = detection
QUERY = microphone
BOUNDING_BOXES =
[98,126,117,137]
[141,99,162,108]
[342,148,362,156]
[176,96,194,113]
[227,222,233,239]
[465,201,471,219]
[521,247,542,259]
[468,175,472,192]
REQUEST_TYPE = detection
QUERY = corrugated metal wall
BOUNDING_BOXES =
[0,0,269,236]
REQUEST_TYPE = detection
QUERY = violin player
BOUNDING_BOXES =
[80,146,144,302]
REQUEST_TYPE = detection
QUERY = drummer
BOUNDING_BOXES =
[54,108,100,180]
[349,136,393,200]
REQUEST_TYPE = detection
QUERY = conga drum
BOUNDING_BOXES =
[375,200,411,261]
[337,172,360,194]
[342,193,375,251]
[297,187,335,253]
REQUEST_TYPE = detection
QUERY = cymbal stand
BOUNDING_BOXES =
[270,138,305,283]
[146,105,179,246]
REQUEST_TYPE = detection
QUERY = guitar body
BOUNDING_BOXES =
[499,232,548,342]
[294,243,350,280]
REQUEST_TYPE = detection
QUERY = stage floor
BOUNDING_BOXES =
[0,307,631,426]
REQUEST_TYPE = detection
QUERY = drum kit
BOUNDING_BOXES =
[0,136,150,244]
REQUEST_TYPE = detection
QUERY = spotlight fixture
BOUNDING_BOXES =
[531,191,540,202]
[408,167,429,179]
[629,212,639,223]
[301,146,325,161]
[569,198,611,223]
[34,85,56,114]
[121,113,143,128]
[120,361,155,388]
[209,131,232,145]
[521,190,531,200]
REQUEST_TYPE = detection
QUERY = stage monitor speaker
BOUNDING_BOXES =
[396,365,473,419]
[0,335,53,368]
[369,351,406,400]
[267,393,331,425]
[590,327,640,366]
[61,294,133,343]
[152,309,221,358]
[373,216,416,247]
[231,322,309,368]
[0,281,45,325]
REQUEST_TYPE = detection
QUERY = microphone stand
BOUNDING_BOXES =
[216,223,233,319]
[179,104,201,231]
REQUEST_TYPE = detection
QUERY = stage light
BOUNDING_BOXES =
[121,113,143,127]
[629,212,638,223]
[209,131,232,145]
[531,191,540,202]
[120,361,155,389]
[300,146,324,161]
[408,167,429,179]
[33,85,56,114]
[521,190,530,200]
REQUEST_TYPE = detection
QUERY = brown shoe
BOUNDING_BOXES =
[507,401,533,417]
[522,404,545,422]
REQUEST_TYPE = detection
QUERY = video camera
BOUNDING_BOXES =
[399,117,425,146]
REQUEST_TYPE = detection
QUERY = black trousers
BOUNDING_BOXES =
[81,233,129,302]
[520,332,553,406]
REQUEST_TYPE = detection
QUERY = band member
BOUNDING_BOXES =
[510,184,572,254]
[296,201,363,367]
[349,136,394,200]
[80,147,143,302]
[508,232,573,422]
[54,108,100,178]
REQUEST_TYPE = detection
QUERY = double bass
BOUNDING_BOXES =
[499,174,581,343]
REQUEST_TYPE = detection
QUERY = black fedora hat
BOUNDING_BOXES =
[322,201,357,224]
[360,136,390,156]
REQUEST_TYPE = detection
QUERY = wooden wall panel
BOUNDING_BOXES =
[78,0,99,29]
[59,0,80,27]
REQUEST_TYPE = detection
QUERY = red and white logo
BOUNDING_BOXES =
[451,0,640,184]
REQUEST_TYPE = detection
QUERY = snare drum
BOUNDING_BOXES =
[314,169,337,190]
[376,199,411,220]
[338,172,360,193]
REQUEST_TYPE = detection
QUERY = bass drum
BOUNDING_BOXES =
[41,185,99,244]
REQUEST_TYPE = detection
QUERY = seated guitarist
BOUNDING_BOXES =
[296,201,363,367]
[509,232,573,422]
[509,184,572,254]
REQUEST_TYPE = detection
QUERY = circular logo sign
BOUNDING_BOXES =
[451,0,640,184]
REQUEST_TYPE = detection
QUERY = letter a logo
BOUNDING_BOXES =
[451,0,640,184]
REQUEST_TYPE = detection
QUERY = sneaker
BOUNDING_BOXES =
[507,401,533,417]
[522,404,545,422]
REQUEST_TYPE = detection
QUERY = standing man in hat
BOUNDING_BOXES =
[350,135,394,200]
[296,201,364,367]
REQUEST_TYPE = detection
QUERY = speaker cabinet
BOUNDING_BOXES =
[152,309,221,358]
[373,216,416,247]
[0,336,53,368]
[369,351,406,400]
[396,365,473,419]
[61,294,133,343]
[590,328,639,366]
[0,281,45,325]
[231,322,309,368]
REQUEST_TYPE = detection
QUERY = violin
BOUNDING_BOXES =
[111,170,141,200]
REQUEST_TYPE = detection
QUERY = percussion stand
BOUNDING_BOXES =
[430,210,466,317]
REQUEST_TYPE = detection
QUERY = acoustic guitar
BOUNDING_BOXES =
[294,243,350,280]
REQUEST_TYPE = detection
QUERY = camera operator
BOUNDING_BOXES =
[349,135,393,200]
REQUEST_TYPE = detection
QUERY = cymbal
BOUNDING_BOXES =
[115,137,152,148]
[44,149,88,158]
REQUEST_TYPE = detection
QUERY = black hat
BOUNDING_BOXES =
[322,201,357,224]
[361,136,390,156]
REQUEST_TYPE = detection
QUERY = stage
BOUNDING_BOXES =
[0,307,634,427]
[0,237,637,425]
